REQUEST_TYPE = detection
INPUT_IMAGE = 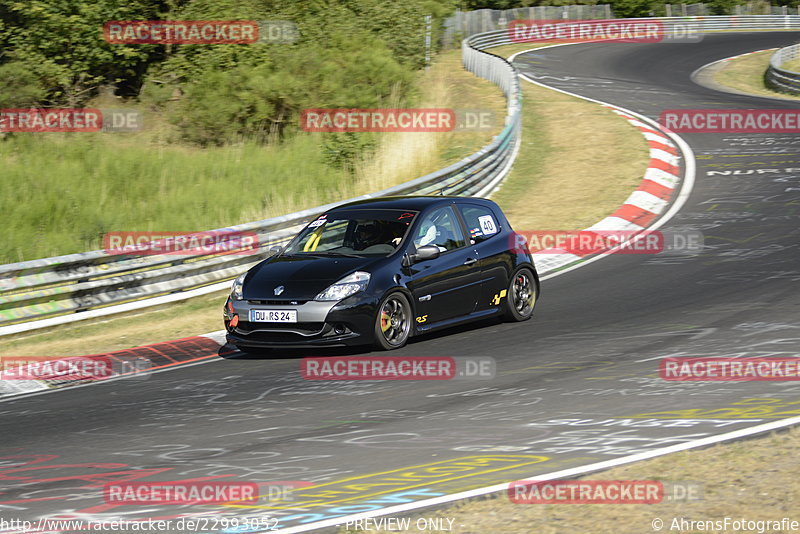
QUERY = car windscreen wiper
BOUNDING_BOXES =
[311,251,364,258]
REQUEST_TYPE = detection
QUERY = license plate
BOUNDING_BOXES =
[250,309,298,323]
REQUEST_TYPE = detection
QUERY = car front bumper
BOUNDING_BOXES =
[224,296,377,348]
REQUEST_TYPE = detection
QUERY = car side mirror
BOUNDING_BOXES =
[269,245,283,255]
[403,244,440,266]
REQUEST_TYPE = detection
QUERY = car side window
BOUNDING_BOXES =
[459,205,500,243]
[414,206,466,252]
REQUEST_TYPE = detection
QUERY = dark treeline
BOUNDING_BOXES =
[0,0,769,148]
[458,0,790,17]
[0,0,455,147]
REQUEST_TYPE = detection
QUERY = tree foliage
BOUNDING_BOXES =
[0,0,165,105]
[0,0,456,153]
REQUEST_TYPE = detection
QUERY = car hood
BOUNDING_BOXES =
[243,254,380,300]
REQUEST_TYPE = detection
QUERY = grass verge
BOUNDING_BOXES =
[490,45,648,231]
[2,290,228,357]
[707,49,800,101]
[0,50,504,264]
[3,44,650,356]
[340,427,800,533]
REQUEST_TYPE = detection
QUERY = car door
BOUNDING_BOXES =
[457,202,511,311]
[404,205,481,325]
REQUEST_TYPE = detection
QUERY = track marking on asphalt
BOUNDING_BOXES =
[269,415,800,533]
[256,43,800,534]
[12,40,796,534]
[504,45,697,282]
[0,355,222,403]
[0,48,696,404]
[237,43,701,533]
[224,455,549,510]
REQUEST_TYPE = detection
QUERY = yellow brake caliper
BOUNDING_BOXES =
[380,311,391,332]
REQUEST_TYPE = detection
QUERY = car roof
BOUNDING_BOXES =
[328,195,499,212]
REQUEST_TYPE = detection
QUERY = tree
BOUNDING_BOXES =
[0,0,165,105]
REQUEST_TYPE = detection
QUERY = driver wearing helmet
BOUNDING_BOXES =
[354,223,381,251]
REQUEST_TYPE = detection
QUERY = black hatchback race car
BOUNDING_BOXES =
[224,196,538,351]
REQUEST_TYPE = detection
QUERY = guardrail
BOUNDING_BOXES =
[5,14,800,335]
[766,42,800,93]
[0,34,522,335]
[462,14,800,44]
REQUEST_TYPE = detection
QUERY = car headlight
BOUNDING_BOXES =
[230,273,246,300]
[315,271,370,302]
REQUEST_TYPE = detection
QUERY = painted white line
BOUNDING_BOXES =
[271,415,800,533]
[530,253,582,272]
[200,330,228,345]
[691,47,778,75]
[644,167,680,189]
[587,217,646,232]
[3,44,695,401]
[0,349,225,403]
[650,147,680,165]
[636,353,675,363]
[253,43,705,534]
[608,109,635,118]
[689,47,800,103]
[534,247,577,255]
[6,41,789,534]
[641,131,672,144]
[504,46,696,282]
[625,190,669,214]
[0,281,232,336]
[627,118,660,130]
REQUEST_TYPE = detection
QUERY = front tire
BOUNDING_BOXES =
[373,292,412,350]
[503,267,537,322]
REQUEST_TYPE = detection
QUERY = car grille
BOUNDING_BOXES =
[248,299,309,305]
[237,322,325,336]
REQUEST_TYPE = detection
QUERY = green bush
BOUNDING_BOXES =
[168,34,413,150]
[0,0,455,145]
[0,0,163,105]
[0,61,47,108]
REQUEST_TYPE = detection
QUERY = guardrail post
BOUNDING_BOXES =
[6,14,800,333]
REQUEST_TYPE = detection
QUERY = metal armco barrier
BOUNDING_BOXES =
[457,14,800,39]
[767,42,800,93]
[0,35,522,334]
[4,14,800,334]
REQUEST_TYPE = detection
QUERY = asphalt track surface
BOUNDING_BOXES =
[3,33,800,533]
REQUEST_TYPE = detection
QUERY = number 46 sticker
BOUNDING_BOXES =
[478,215,497,235]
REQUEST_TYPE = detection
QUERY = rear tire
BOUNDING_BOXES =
[373,292,412,350]
[502,267,537,322]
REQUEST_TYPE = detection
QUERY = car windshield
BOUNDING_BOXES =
[283,209,417,257]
